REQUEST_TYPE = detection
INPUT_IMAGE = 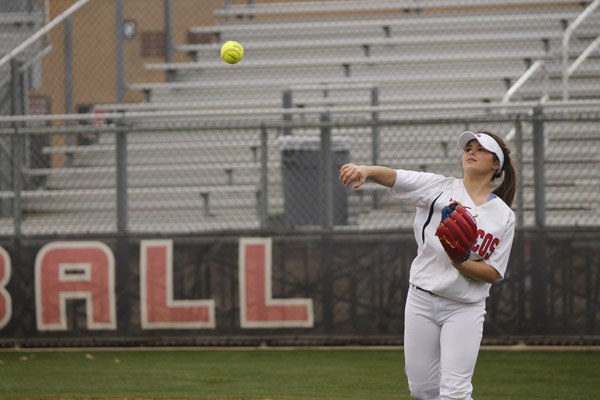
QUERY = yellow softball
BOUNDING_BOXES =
[220,41,244,64]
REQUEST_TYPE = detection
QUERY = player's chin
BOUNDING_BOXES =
[462,164,486,176]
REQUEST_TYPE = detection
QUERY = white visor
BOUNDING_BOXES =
[457,131,504,172]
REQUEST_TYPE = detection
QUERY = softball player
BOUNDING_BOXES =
[339,131,517,400]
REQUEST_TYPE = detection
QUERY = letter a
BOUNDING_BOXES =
[35,241,116,331]
[0,246,12,329]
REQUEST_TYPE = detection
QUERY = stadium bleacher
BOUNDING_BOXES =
[12,0,600,233]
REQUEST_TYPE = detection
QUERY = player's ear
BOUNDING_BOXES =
[492,159,501,177]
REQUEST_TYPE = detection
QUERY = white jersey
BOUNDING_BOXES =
[389,169,515,303]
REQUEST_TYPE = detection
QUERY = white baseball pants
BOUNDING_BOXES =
[404,284,486,400]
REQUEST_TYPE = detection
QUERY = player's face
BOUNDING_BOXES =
[462,140,499,177]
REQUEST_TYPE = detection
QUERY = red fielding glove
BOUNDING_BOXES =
[435,201,478,263]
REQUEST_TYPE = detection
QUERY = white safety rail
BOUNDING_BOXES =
[0,0,94,70]
[0,11,46,86]
[562,0,600,99]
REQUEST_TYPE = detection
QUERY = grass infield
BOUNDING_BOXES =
[0,347,598,399]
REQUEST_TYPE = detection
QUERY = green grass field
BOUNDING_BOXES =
[0,348,598,399]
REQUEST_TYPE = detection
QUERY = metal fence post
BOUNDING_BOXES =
[532,106,545,227]
[513,115,526,331]
[114,0,130,335]
[164,0,174,82]
[321,232,334,332]
[532,105,547,331]
[64,17,74,168]
[9,59,22,231]
[371,86,380,210]
[116,0,125,104]
[259,124,269,228]
[111,0,131,336]
[12,128,22,237]
[514,115,524,228]
[115,0,128,233]
[10,57,23,234]
[320,111,333,229]
[116,128,128,233]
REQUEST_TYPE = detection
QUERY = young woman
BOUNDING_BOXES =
[339,131,517,400]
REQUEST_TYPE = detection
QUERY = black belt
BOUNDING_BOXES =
[410,283,438,297]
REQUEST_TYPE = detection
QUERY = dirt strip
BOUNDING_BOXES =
[1,344,600,352]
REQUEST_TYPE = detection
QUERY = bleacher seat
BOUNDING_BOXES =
[211,0,589,20]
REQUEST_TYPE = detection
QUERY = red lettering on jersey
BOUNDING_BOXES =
[471,230,485,253]
[479,233,494,257]
[0,247,12,329]
[239,238,313,328]
[472,231,500,260]
[35,242,116,331]
[140,240,215,329]
[485,238,500,260]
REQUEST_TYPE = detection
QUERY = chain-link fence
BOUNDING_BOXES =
[1,1,600,346]
[0,0,599,236]
[0,109,598,236]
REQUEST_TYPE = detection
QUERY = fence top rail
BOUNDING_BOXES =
[191,10,580,34]
[2,100,600,126]
[213,0,587,17]
[3,113,600,137]
[0,11,44,24]
[23,162,280,176]
[0,185,259,199]
[42,139,265,154]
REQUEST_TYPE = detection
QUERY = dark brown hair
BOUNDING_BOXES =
[477,130,517,207]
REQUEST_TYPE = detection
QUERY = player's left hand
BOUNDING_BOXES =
[435,201,478,263]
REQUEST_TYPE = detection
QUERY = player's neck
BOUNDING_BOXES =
[463,175,492,206]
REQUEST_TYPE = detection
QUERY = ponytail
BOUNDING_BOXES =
[477,130,517,207]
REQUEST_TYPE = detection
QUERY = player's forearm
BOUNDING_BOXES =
[452,260,500,284]
[364,166,397,188]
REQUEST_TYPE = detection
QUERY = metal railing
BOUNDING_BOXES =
[562,0,600,100]
[502,60,547,104]
[0,0,93,71]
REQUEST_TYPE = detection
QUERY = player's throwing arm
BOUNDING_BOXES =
[339,164,396,189]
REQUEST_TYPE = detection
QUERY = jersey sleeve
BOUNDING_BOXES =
[487,210,516,280]
[387,169,450,207]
